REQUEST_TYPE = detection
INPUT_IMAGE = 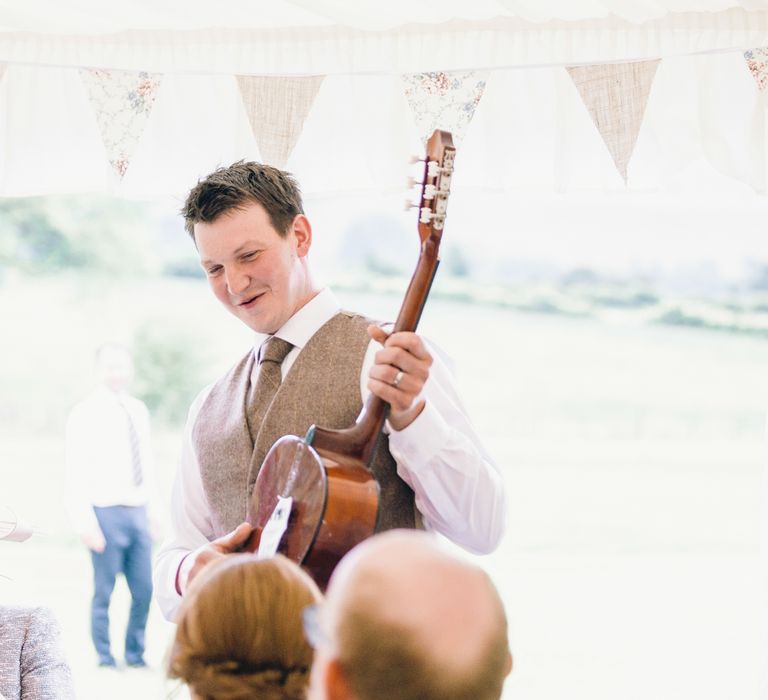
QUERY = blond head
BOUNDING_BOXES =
[169,554,322,700]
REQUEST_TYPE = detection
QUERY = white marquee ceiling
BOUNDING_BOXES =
[0,1,767,73]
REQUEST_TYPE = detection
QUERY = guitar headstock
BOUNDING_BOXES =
[410,130,456,244]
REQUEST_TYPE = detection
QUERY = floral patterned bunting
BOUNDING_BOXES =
[80,69,162,178]
[237,75,324,169]
[567,60,660,183]
[745,48,768,92]
[402,71,487,145]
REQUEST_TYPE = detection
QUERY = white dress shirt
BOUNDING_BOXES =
[64,386,157,536]
[154,288,506,620]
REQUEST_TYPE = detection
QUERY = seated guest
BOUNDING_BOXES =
[168,553,322,700]
[307,530,513,700]
[0,605,75,700]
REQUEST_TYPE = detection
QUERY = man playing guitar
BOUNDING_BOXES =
[153,151,505,620]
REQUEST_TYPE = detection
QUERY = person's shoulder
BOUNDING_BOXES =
[185,373,232,427]
[67,388,101,415]
[0,605,57,637]
[125,393,155,420]
[338,308,380,322]
[209,346,255,388]
[0,604,31,628]
[11,606,74,698]
[188,382,215,416]
[184,346,255,426]
[334,309,385,333]
[24,606,60,638]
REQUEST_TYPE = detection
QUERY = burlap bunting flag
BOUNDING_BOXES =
[80,68,162,178]
[567,60,660,182]
[402,71,487,145]
[236,75,324,169]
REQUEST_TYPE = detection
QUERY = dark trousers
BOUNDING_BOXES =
[91,505,153,665]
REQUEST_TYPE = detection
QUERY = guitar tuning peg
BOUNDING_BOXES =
[409,155,424,164]
[407,176,422,189]
[404,199,419,211]
[427,160,440,178]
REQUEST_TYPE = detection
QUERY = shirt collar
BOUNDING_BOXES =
[253,288,340,356]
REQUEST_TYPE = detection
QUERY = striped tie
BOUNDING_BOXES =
[119,399,143,486]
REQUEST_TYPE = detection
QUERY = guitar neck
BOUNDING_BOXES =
[311,129,454,465]
[393,239,440,334]
[311,245,440,463]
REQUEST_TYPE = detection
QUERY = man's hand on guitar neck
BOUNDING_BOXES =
[176,522,254,595]
[367,325,432,431]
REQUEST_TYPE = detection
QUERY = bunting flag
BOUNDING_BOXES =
[745,48,768,92]
[236,75,325,169]
[402,71,487,145]
[566,60,660,182]
[80,68,162,178]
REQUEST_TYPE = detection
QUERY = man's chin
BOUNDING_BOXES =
[234,309,279,335]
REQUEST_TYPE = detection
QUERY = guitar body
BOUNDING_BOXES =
[247,129,456,589]
[247,435,380,590]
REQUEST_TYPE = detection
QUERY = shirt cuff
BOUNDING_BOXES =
[386,399,451,471]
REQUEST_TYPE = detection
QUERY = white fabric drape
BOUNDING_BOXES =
[0,8,767,74]
[1,1,765,33]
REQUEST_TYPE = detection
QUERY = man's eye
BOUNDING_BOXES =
[206,266,223,276]
[242,251,258,261]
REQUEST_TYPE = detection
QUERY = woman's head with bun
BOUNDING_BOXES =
[168,553,322,700]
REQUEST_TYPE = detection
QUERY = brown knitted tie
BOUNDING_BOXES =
[246,336,294,441]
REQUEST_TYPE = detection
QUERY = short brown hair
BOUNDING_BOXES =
[168,554,322,700]
[336,570,510,700]
[181,161,304,240]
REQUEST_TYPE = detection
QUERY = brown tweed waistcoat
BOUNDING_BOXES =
[192,311,420,537]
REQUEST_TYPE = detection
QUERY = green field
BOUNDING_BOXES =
[1,275,765,699]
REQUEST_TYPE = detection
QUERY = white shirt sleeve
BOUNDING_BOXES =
[152,386,216,621]
[361,337,506,554]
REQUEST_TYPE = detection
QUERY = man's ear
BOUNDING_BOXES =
[325,657,357,700]
[505,651,514,677]
[290,214,312,257]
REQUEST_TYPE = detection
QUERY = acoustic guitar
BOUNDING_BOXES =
[245,129,456,589]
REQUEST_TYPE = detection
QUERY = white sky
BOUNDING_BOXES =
[302,153,768,289]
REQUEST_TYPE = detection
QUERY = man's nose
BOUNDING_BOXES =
[224,267,250,295]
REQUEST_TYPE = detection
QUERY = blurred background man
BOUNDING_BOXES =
[64,343,160,669]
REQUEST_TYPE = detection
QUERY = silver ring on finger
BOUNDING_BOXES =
[392,370,404,388]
